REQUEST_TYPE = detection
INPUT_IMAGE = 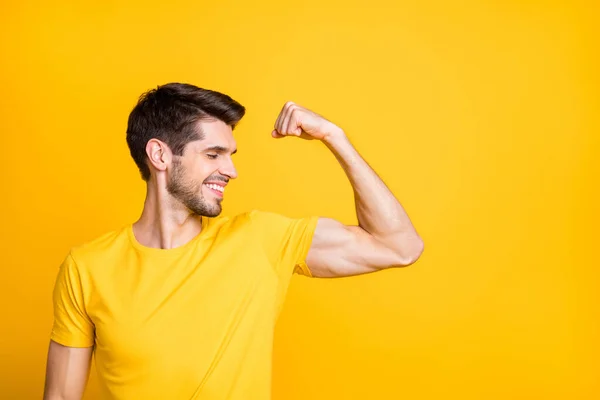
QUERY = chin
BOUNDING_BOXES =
[205,203,223,218]
[184,195,222,218]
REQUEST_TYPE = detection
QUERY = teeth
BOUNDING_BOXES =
[205,183,224,193]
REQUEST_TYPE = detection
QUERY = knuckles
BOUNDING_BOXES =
[277,101,323,137]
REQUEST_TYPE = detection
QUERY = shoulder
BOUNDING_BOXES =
[246,209,320,238]
[245,209,305,224]
[207,210,306,237]
[65,226,129,272]
[209,209,288,228]
[246,209,296,230]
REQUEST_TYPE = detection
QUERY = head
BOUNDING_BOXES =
[126,82,245,217]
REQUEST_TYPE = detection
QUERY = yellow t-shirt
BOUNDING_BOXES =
[50,210,319,400]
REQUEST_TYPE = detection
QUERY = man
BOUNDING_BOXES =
[43,83,423,400]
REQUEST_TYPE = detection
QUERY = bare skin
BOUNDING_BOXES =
[272,101,423,277]
[131,118,239,250]
[43,341,93,400]
[43,103,423,399]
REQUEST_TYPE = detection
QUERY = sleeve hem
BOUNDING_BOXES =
[295,215,320,277]
[50,331,94,348]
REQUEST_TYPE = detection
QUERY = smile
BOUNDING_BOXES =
[204,183,225,197]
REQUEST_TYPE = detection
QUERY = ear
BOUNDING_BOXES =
[145,139,172,173]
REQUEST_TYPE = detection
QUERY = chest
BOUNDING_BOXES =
[86,243,279,368]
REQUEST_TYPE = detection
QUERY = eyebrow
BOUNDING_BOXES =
[204,145,237,155]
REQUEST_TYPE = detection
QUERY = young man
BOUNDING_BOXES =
[43,83,423,400]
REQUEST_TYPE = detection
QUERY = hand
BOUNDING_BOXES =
[272,101,343,142]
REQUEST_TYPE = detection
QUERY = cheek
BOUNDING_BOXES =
[183,159,203,178]
[194,161,216,181]
[189,164,215,190]
[174,161,204,188]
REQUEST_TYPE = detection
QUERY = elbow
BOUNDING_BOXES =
[396,237,424,267]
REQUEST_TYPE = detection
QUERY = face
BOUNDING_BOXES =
[166,119,238,217]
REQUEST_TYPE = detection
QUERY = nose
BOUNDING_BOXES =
[219,157,238,180]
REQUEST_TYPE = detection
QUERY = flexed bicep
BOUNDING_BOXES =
[305,218,414,278]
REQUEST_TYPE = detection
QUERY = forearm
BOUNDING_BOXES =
[323,129,423,261]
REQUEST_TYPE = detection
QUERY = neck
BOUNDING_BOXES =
[132,180,203,250]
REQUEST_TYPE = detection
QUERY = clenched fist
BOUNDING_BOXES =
[271,101,344,142]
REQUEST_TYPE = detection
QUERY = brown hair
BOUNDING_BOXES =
[126,82,245,181]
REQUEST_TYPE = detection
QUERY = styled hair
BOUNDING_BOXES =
[126,82,245,181]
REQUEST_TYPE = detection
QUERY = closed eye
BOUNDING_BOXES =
[206,154,218,159]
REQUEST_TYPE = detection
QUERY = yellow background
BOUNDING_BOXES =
[1,0,598,398]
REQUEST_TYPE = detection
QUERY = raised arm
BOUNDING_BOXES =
[43,340,93,400]
[272,101,424,278]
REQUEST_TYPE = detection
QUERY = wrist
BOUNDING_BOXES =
[322,126,347,146]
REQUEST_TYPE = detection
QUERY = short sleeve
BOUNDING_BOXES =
[50,252,95,347]
[250,210,319,278]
